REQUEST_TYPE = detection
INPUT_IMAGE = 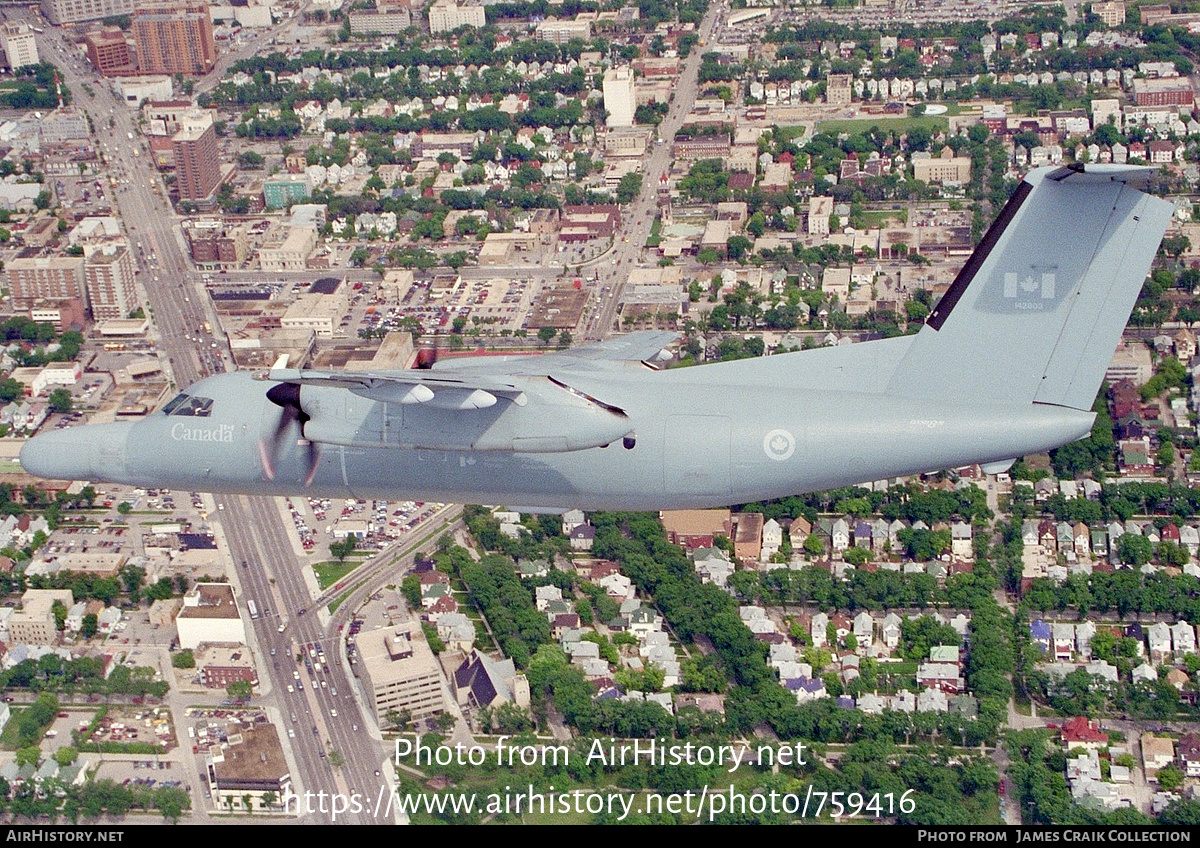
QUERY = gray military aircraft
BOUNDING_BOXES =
[20,164,1174,510]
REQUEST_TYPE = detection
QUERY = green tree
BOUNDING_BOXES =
[843,546,871,566]
[726,235,753,261]
[47,389,71,414]
[1116,533,1153,567]
[50,600,66,632]
[616,172,643,203]
[172,649,195,669]
[1158,763,1184,790]
[226,680,253,702]
[237,150,265,169]
[330,537,357,562]
[116,502,132,515]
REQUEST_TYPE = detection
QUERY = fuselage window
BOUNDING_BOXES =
[162,393,213,417]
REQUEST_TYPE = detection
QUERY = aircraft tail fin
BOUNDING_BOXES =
[887,165,1174,411]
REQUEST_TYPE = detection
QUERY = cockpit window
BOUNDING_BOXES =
[162,393,213,417]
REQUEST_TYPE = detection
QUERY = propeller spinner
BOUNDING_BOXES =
[261,381,320,485]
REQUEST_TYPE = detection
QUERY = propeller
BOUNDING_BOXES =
[260,381,320,486]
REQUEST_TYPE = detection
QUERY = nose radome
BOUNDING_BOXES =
[20,422,134,482]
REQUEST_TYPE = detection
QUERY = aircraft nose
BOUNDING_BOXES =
[20,422,134,482]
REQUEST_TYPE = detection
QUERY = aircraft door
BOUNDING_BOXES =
[663,415,731,498]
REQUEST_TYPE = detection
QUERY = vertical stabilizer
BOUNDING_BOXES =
[888,165,1174,411]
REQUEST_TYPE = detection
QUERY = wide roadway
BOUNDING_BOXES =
[23,12,392,822]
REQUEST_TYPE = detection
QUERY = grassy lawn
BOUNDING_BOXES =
[646,216,662,248]
[0,708,26,749]
[0,706,51,750]
[815,114,950,136]
[313,560,360,590]
[857,209,903,228]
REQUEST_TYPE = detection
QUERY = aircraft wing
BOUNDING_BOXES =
[544,330,678,363]
[432,330,678,372]
[256,333,674,453]
[260,363,634,453]
[263,367,527,409]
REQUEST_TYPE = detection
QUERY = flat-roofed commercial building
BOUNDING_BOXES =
[85,27,134,75]
[84,242,138,320]
[7,256,86,311]
[349,8,412,34]
[0,24,39,71]
[279,291,347,338]
[206,722,290,813]
[176,583,246,650]
[258,225,317,272]
[133,4,217,76]
[427,0,485,33]
[41,0,135,26]
[10,589,74,645]
[172,111,221,201]
[356,623,447,724]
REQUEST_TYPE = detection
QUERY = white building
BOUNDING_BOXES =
[603,66,636,129]
[175,584,246,650]
[0,24,38,70]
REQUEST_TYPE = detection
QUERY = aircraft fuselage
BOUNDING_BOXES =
[22,368,1094,511]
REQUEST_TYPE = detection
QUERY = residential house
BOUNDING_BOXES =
[1075,621,1097,659]
[1052,623,1075,661]
[811,612,829,648]
[1171,621,1196,657]
[1149,622,1173,663]
[852,612,873,652]
[759,518,783,560]
[1132,663,1157,685]
[1178,733,1200,777]
[1030,620,1052,654]
[916,662,962,693]
[881,613,902,651]
[734,513,764,561]
[1061,716,1109,750]
[1143,734,1176,777]
[917,688,949,712]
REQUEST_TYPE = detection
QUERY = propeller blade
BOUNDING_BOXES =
[261,382,311,482]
